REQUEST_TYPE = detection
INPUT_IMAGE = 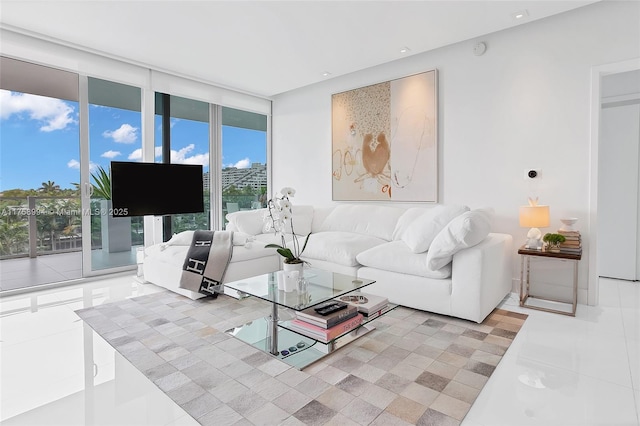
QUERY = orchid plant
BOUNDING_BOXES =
[264,187,311,264]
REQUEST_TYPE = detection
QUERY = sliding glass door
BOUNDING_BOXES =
[83,77,143,273]
[221,107,268,228]
[155,93,210,241]
[0,57,82,291]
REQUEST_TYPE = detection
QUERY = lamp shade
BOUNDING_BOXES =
[519,205,550,228]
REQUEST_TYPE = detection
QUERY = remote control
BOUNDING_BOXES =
[316,303,347,316]
[314,301,339,312]
[314,301,345,314]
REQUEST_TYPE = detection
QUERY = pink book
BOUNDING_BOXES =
[289,314,364,343]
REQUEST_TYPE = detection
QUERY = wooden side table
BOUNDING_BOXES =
[518,245,582,316]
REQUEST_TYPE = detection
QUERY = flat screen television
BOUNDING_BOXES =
[110,161,205,217]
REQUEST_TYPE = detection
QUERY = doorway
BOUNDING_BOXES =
[598,70,640,282]
[590,58,640,305]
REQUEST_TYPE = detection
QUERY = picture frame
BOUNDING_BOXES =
[331,69,438,202]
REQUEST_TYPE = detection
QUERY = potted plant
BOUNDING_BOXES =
[264,187,311,273]
[543,233,566,252]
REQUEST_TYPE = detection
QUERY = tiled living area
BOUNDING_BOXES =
[0,275,638,425]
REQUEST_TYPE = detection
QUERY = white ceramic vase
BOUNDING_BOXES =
[283,261,304,275]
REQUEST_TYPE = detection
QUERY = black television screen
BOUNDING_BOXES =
[110,161,205,217]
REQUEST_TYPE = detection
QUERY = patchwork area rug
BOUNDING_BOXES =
[76,290,527,426]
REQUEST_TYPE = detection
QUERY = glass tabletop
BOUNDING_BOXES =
[222,268,375,311]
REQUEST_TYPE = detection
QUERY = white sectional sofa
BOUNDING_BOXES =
[143,203,513,323]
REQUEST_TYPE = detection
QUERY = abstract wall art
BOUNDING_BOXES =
[331,70,438,202]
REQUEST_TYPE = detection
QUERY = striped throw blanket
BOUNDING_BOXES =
[179,230,233,296]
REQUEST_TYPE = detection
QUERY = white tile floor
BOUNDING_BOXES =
[0,276,638,425]
[0,248,139,292]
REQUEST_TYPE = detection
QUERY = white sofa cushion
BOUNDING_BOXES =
[227,209,266,235]
[302,231,387,267]
[320,204,404,241]
[227,205,314,237]
[356,241,452,279]
[160,230,251,248]
[146,237,277,267]
[426,209,493,270]
[399,205,469,253]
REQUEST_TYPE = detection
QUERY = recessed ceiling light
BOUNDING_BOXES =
[511,9,529,20]
[400,46,411,54]
[322,71,332,77]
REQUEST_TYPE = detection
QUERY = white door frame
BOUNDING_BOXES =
[588,57,640,305]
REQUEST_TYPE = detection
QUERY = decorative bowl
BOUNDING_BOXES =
[560,217,578,231]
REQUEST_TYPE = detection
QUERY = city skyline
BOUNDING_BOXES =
[0,90,267,192]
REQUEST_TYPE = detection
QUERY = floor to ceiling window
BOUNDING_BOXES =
[1,55,271,292]
[86,77,143,272]
[0,57,81,291]
[221,107,268,228]
[155,93,210,240]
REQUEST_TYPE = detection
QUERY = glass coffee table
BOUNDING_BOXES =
[222,268,397,369]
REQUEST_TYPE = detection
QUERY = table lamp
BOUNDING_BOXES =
[519,198,550,249]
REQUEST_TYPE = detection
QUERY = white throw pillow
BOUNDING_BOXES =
[401,205,469,253]
[166,231,195,246]
[426,209,493,270]
[356,241,452,279]
[228,209,266,235]
[392,208,430,241]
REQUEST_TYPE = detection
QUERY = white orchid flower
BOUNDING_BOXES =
[280,199,292,212]
[280,187,296,198]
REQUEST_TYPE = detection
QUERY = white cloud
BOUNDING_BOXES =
[0,89,76,132]
[103,123,138,144]
[128,148,142,161]
[67,159,99,172]
[170,144,208,166]
[101,150,121,159]
[226,157,251,169]
[128,145,208,167]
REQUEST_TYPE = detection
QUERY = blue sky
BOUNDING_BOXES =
[0,90,267,191]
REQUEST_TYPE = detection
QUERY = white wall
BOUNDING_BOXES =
[272,1,640,301]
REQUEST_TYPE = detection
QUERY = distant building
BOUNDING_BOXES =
[202,171,210,191]
[219,163,267,191]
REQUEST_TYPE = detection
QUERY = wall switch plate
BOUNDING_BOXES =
[524,169,542,179]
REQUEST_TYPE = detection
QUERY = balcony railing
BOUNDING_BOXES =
[0,196,144,260]
[0,196,83,259]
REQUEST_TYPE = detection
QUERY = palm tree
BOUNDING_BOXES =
[0,211,29,255]
[90,167,111,200]
[39,181,61,194]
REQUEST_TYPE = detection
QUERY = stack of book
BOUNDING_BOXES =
[289,301,363,343]
[336,292,389,320]
[558,229,582,253]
